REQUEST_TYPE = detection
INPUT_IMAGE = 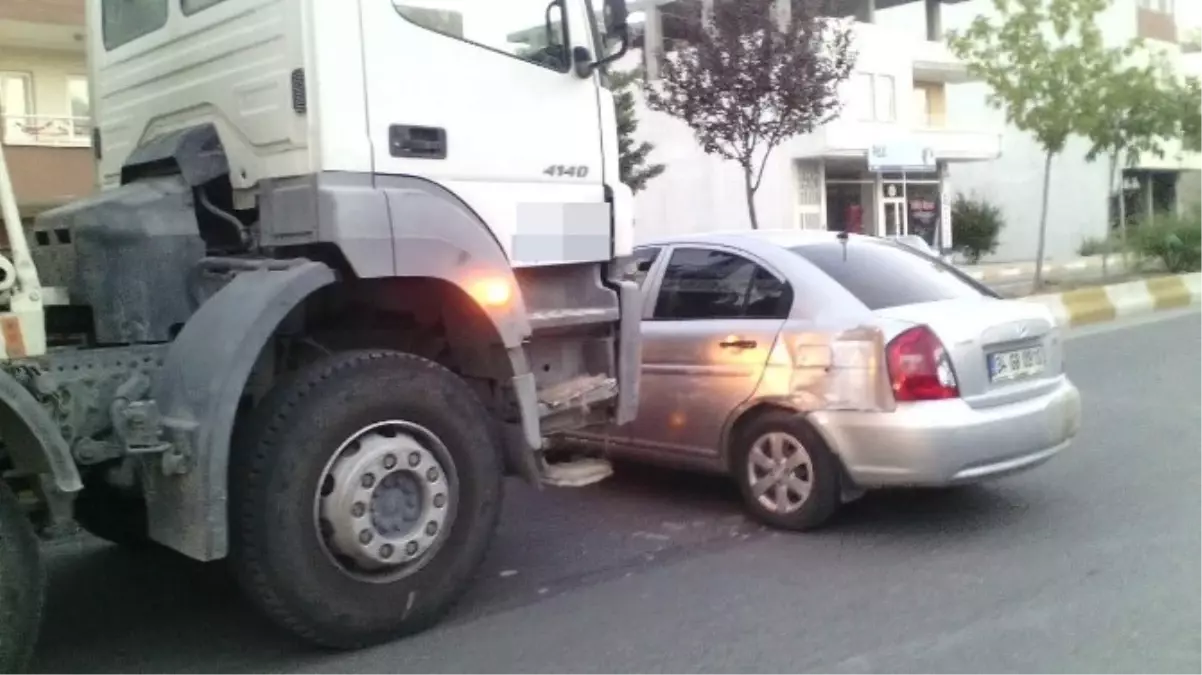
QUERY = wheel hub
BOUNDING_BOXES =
[747,431,813,515]
[315,422,454,580]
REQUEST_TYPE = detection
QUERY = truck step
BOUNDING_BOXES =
[539,456,614,488]
[537,374,617,418]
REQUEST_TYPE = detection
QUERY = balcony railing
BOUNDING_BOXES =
[2,114,92,148]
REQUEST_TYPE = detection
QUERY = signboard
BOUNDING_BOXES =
[868,140,936,172]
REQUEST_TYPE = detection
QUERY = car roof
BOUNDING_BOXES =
[637,229,880,256]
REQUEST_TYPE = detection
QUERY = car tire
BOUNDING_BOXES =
[0,481,44,673]
[229,349,503,649]
[731,411,841,531]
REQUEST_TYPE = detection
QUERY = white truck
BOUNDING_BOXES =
[0,0,641,669]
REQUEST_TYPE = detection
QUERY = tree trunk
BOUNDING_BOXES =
[743,168,760,230]
[1033,150,1053,291]
[1117,150,1128,272]
[1102,152,1117,279]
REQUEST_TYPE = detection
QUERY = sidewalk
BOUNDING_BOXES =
[959,254,1136,282]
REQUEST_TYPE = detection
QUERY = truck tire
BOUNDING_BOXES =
[229,349,503,649]
[0,482,44,673]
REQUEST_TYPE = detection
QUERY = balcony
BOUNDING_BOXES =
[2,114,94,213]
[3,114,90,148]
[790,118,1001,163]
[0,0,85,51]
[0,0,83,26]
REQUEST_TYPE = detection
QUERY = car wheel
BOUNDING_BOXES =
[229,349,503,649]
[731,411,841,531]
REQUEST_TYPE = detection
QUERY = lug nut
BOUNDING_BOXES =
[361,473,376,488]
[405,540,419,556]
[383,454,397,470]
[426,467,440,482]
[425,521,438,536]
[351,502,366,517]
[359,529,374,544]
[408,452,421,467]
[433,493,446,508]
[379,543,395,559]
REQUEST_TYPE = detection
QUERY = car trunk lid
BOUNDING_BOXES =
[874,297,1063,408]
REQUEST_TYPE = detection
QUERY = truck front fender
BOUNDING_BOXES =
[147,260,336,561]
[0,369,81,494]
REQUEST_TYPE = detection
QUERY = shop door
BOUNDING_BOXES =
[883,199,907,236]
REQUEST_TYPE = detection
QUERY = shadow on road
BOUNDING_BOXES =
[31,463,1034,674]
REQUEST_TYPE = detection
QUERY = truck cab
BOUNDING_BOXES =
[0,0,641,667]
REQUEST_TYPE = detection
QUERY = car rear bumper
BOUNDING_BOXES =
[809,376,1082,488]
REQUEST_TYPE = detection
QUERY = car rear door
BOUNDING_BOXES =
[632,245,793,460]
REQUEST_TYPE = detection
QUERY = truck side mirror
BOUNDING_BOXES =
[582,0,628,74]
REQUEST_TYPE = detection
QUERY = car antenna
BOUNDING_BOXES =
[837,229,849,261]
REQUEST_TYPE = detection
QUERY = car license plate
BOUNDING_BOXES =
[988,346,1045,383]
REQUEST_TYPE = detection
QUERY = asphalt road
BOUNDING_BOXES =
[30,310,1201,674]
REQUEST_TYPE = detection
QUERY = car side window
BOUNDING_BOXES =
[744,266,792,319]
[619,247,660,289]
[653,247,788,320]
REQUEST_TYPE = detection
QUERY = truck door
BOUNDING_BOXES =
[359,0,610,266]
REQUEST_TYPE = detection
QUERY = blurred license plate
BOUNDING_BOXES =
[988,346,1045,383]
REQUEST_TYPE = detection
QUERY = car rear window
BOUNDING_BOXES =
[791,239,988,310]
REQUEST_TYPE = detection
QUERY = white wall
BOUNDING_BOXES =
[626,20,948,243]
[876,0,1190,262]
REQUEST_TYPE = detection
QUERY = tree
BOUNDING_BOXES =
[947,0,1120,289]
[1177,76,1202,153]
[1079,49,1182,274]
[643,0,854,229]
[608,68,666,193]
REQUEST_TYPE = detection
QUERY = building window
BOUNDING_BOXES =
[1138,0,1174,11]
[847,73,874,121]
[67,77,90,120]
[874,74,895,122]
[0,72,33,120]
[845,72,896,123]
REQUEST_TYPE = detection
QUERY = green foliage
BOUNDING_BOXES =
[607,68,665,194]
[1130,207,1202,273]
[950,193,1004,264]
[1077,235,1111,257]
[946,0,1115,155]
[946,0,1123,287]
[1079,50,1182,167]
[1177,77,1202,153]
[643,0,855,228]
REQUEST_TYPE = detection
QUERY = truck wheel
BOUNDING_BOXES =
[0,482,44,673]
[229,350,503,649]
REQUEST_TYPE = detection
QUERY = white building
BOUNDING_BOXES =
[626,0,1200,262]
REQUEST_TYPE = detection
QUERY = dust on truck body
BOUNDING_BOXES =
[0,0,640,668]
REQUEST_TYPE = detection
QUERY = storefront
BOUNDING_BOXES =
[812,157,951,249]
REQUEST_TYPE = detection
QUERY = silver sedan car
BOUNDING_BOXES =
[562,230,1082,531]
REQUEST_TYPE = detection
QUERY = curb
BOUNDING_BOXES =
[1020,272,1201,327]
[964,254,1129,283]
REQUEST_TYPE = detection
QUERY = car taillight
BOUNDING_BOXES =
[886,325,959,402]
